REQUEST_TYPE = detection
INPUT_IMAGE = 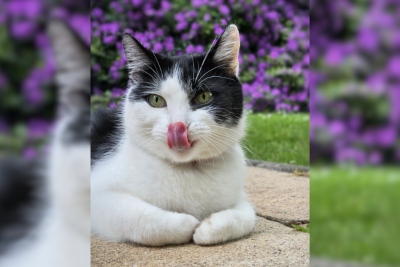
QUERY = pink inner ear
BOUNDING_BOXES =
[167,122,191,150]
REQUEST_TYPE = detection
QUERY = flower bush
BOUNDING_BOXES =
[91,0,310,113]
[0,0,89,157]
[311,0,400,165]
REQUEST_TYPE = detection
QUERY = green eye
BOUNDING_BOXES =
[194,92,213,105]
[148,94,166,108]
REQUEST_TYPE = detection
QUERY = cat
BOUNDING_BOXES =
[91,24,255,246]
[0,20,90,267]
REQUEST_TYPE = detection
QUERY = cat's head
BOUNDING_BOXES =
[122,25,245,163]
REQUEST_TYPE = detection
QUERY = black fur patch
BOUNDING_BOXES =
[91,107,122,166]
[124,32,243,126]
[0,157,47,255]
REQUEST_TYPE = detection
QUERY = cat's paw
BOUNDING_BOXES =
[193,214,233,245]
[168,213,200,244]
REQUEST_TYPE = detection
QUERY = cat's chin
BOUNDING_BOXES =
[166,141,197,163]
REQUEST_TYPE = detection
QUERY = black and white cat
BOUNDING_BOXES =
[91,25,255,246]
[0,20,90,267]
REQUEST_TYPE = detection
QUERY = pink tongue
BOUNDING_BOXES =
[167,122,190,150]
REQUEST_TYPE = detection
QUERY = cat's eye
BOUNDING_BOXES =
[193,92,213,105]
[148,94,166,108]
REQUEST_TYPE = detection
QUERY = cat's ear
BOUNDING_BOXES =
[122,33,153,82]
[212,25,240,76]
[47,19,90,111]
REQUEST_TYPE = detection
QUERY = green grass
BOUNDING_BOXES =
[311,167,400,265]
[242,113,309,166]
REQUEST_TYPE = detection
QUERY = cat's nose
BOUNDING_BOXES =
[167,122,191,150]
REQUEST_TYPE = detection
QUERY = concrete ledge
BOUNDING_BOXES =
[246,159,309,173]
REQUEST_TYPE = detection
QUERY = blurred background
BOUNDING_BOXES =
[0,0,89,159]
[0,0,90,266]
[90,0,310,166]
[311,0,400,266]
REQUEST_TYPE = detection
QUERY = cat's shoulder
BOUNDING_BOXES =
[0,157,47,255]
[91,107,123,166]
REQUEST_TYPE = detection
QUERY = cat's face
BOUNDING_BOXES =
[122,25,245,163]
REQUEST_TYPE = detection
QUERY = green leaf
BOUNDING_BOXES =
[292,224,309,233]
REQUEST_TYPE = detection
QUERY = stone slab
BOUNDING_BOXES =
[91,216,309,267]
[245,166,309,223]
[246,159,309,173]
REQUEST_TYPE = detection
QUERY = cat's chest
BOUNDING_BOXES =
[125,162,244,219]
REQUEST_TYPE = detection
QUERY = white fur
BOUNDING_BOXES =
[0,116,90,267]
[91,68,255,246]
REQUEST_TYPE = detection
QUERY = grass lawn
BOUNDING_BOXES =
[241,112,309,166]
[311,167,400,266]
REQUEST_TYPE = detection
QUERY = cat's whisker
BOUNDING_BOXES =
[206,128,257,158]
[207,133,243,156]
[191,54,195,86]
[207,134,238,160]
[199,83,211,92]
[198,138,215,168]
[195,37,217,84]
[142,62,162,81]
[150,50,164,80]
[196,63,229,86]
[197,76,236,88]
[202,135,227,174]
[139,69,161,85]
[208,125,247,140]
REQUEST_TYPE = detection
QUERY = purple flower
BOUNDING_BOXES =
[181,33,189,41]
[186,45,196,54]
[248,54,256,62]
[176,21,188,31]
[23,147,37,159]
[11,21,37,39]
[174,13,186,22]
[287,39,298,51]
[329,121,345,136]
[132,0,143,6]
[221,19,227,26]
[257,49,266,57]
[387,56,400,77]
[357,29,379,51]
[155,28,164,37]
[203,13,211,21]
[28,119,52,139]
[109,103,117,108]
[187,10,198,19]
[369,151,382,164]
[191,22,200,31]
[269,49,280,59]
[153,42,163,53]
[92,8,103,18]
[219,5,230,16]
[103,35,116,44]
[214,24,223,35]
[161,0,172,11]
[92,63,100,73]
[253,16,263,30]
[271,89,280,96]
[112,88,125,97]
[110,1,124,13]
[195,45,204,53]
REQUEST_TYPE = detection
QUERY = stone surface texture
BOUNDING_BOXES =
[245,166,309,223]
[91,166,310,266]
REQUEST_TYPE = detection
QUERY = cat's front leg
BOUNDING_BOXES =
[91,192,200,246]
[193,200,255,245]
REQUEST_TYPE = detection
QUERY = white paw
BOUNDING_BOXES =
[167,213,200,245]
[193,214,232,245]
